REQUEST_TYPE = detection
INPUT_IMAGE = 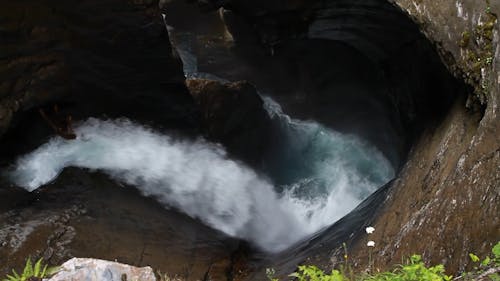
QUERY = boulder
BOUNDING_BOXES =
[186,79,272,166]
[46,258,156,281]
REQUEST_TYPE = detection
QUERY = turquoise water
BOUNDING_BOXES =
[6,98,393,252]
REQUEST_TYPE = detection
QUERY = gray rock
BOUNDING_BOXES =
[46,258,156,281]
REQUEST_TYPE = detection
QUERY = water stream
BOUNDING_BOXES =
[3,12,394,253]
[4,96,393,252]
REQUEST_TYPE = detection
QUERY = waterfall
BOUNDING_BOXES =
[5,101,393,252]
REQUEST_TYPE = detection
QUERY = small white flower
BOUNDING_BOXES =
[365,226,375,234]
[367,241,376,247]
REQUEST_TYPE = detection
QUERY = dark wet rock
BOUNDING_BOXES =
[0,0,195,144]
[0,0,498,279]
[186,79,272,166]
[390,0,499,107]
[344,0,500,274]
[0,168,239,280]
[0,203,85,275]
[161,0,463,168]
[0,185,30,213]
[346,97,500,273]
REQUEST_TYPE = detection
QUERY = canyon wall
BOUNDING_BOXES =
[0,0,192,142]
[347,0,500,273]
[0,0,498,277]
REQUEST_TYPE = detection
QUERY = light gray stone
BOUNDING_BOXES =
[46,258,156,281]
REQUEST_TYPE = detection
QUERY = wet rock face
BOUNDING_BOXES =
[162,0,463,168]
[0,0,497,279]
[390,0,499,107]
[0,0,194,142]
[345,0,500,274]
[348,97,500,273]
[0,169,239,280]
[186,79,272,166]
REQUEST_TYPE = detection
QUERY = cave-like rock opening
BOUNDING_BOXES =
[1,0,487,280]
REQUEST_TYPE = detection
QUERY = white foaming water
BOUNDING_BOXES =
[261,97,394,231]
[152,12,394,250]
[6,100,394,252]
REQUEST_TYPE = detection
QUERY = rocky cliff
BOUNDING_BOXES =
[347,0,500,273]
[391,0,499,107]
[0,0,194,146]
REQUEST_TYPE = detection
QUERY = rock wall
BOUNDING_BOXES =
[0,0,192,142]
[0,168,239,280]
[390,0,499,107]
[348,95,499,273]
[162,0,463,168]
[346,0,500,274]
[1,0,498,277]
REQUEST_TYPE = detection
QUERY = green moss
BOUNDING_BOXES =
[459,31,471,48]
[457,1,497,104]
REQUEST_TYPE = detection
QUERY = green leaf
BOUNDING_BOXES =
[5,274,18,281]
[481,256,491,266]
[22,257,33,278]
[493,242,500,259]
[40,264,48,278]
[33,258,42,277]
[489,273,500,281]
[10,270,19,279]
[410,255,422,264]
[469,253,480,262]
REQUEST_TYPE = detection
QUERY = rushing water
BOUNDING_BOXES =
[4,96,393,252]
[4,14,394,252]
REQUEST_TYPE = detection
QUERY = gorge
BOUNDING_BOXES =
[0,0,498,280]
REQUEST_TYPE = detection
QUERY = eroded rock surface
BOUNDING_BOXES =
[186,79,272,165]
[0,0,498,279]
[391,0,499,106]
[0,169,239,280]
[347,0,500,274]
[0,0,193,143]
[347,97,499,273]
[162,0,462,168]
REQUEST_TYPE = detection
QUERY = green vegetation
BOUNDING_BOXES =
[459,0,498,103]
[460,242,500,281]
[3,243,500,281]
[2,258,58,281]
[267,241,500,281]
[272,255,452,281]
